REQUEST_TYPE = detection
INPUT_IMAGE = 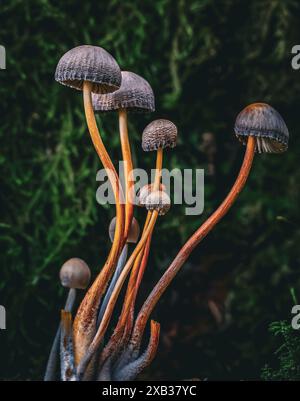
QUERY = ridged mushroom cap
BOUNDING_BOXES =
[109,216,140,243]
[59,258,91,289]
[55,45,121,94]
[234,103,289,153]
[142,119,177,151]
[145,190,171,216]
[137,183,166,207]
[92,71,155,113]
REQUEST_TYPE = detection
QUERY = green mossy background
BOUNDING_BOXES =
[0,0,300,380]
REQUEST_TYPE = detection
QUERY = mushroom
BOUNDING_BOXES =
[131,120,176,292]
[59,257,91,291]
[44,258,91,381]
[109,215,140,244]
[142,119,177,191]
[77,211,158,379]
[122,120,176,311]
[92,71,155,243]
[96,191,170,377]
[128,102,289,358]
[234,102,288,153]
[145,190,171,216]
[55,45,125,364]
[137,183,166,207]
[97,123,176,372]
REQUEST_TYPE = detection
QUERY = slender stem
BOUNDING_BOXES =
[97,244,128,326]
[131,136,256,348]
[97,225,153,370]
[44,288,77,381]
[65,288,77,312]
[97,148,163,374]
[119,213,152,327]
[122,147,163,318]
[106,149,164,373]
[77,211,158,379]
[73,81,125,365]
[122,232,153,343]
[119,109,134,243]
[83,81,124,258]
[153,148,163,191]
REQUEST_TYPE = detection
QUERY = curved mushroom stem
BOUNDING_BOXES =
[44,288,77,381]
[119,109,134,243]
[95,150,164,371]
[96,228,153,371]
[130,136,256,350]
[108,148,162,355]
[113,320,160,381]
[101,148,163,356]
[97,244,128,327]
[73,81,125,365]
[77,211,159,379]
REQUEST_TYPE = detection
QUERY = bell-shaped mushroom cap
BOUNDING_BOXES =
[92,71,155,113]
[55,45,121,94]
[142,119,177,152]
[137,183,166,207]
[109,216,140,243]
[59,258,91,289]
[145,190,171,216]
[234,103,289,153]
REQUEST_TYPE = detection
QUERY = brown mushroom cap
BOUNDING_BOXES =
[109,216,140,243]
[234,103,289,153]
[92,71,155,113]
[145,190,171,216]
[55,45,121,94]
[142,119,177,151]
[59,258,91,289]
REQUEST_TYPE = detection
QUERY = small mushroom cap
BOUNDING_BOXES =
[137,183,166,207]
[234,103,289,153]
[55,45,121,94]
[109,216,140,243]
[92,71,155,113]
[142,119,177,151]
[145,190,171,216]
[59,258,91,289]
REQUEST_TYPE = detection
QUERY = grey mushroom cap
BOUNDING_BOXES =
[142,119,177,152]
[59,258,91,289]
[92,71,155,113]
[109,216,140,243]
[234,103,289,153]
[145,190,171,216]
[55,45,121,94]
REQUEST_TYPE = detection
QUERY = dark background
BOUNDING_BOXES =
[0,0,300,380]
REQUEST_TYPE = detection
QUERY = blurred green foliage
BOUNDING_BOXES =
[262,319,300,381]
[0,0,300,380]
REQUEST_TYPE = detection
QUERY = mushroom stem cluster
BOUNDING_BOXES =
[46,45,289,381]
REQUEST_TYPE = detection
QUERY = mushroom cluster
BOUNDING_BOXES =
[45,45,289,381]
